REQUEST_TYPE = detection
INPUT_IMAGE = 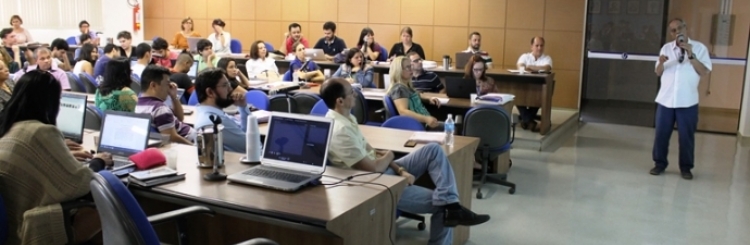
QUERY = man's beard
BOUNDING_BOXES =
[216,95,234,108]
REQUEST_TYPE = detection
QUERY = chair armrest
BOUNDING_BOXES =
[509,122,516,145]
[234,238,279,245]
[147,205,215,226]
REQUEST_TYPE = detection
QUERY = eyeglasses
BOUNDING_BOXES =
[472,68,484,72]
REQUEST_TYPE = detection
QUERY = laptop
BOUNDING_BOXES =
[187,37,203,53]
[57,92,88,143]
[97,111,152,168]
[187,61,199,79]
[454,52,475,70]
[164,88,185,109]
[228,112,333,192]
[445,77,477,99]
[304,49,327,61]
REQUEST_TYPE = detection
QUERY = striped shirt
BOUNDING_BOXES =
[412,71,442,93]
[136,96,194,140]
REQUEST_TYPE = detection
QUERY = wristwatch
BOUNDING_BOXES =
[688,53,695,60]
[396,166,406,175]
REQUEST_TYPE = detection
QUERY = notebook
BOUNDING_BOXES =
[98,111,152,169]
[227,112,333,192]
[57,92,87,144]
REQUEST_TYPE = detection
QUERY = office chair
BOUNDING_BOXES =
[0,193,7,245]
[130,74,141,95]
[230,39,242,53]
[382,95,399,119]
[309,100,328,116]
[463,106,517,198]
[378,46,388,62]
[292,93,321,114]
[246,90,269,110]
[85,105,103,130]
[187,92,198,106]
[351,89,381,126]
[264,42,274,52]
[79,73,99,94]
[66,36,77,45]
[382,116,424,131]
[66,72,86,93]
[90,171,278,245]
[268,94,298,113]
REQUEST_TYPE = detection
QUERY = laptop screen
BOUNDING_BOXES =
[164,88,185,108]
[263,115,331,167]
[98,112,151,157]
[57,93,87,140]
[188,62,198,78]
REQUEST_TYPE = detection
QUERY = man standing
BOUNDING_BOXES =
[462,32,492,69]
[313,21,347,60]
[320,78,490,245]
[516,36,553,132]
[650,19,712,180]
[281,23,309,55]
[409,51,442,93]
[13,48,70,90]
[194,68,249,152]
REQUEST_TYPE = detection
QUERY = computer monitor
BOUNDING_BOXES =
[57,92,88,143]
[97,111,152,157]
[262,113,333,171]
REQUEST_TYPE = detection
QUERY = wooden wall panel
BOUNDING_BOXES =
[145,0,587,109]
[506,0,544,30]
[700,65,745,109]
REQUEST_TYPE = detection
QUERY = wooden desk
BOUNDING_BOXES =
[257,124,479,244]
[82,132,407,245]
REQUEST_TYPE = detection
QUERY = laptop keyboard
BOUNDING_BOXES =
[243,168,309,183]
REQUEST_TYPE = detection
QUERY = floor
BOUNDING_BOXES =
[395,123,750,245]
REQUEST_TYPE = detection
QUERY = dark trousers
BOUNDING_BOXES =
[517,106,540,123]
[652,104,698,170]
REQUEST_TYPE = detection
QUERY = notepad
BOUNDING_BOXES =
[409,132,446,144]
[475,93,515,105]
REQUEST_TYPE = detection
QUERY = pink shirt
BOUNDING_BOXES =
[13,62,70,90]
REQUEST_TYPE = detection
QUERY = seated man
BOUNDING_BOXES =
[320,78,490,245]
[170,52,195,102]
[151,37,172,68]
[50,38,71,71]
[93,44,119,78]
[13,47,70,91]
[136,65,194,144]
[281,22,309,55]
[313,21,347,60]
[194,39,220,72]
[516,36,552,132]
[408,51,442,93]
[194,68,249,152]
[132,43,152,77]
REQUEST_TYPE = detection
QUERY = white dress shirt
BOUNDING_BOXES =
[131,63,146,78]
[517,52,553,68]
[207,31,232,54]
[245,58,279,78]
[654,39,712,108]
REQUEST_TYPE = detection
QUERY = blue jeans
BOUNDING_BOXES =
[652,104,698,170]
[384,143,460,245]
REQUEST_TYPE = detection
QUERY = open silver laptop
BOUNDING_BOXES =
[164,88,185,109]
[228,112,333,192]
[98,111,152,169]
[57,92,87,144]
[304,48,327,61]
[454,52,475,70]
[187,37,203,53]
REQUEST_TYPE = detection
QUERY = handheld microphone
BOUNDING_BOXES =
[677,34,686,63]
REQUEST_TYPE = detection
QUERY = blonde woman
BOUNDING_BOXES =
[387,56,443,130]
[171,17,201,50]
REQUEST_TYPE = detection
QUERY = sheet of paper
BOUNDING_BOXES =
[437,98,450,105]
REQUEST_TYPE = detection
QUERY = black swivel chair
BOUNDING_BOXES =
[85,105,103,130]
[291,93,321,114]
[463,105,517,198]
[268,94,298,113]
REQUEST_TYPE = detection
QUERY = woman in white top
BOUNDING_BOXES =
[73,43,98,76]
[207,19,231,54]
[245,40,279,79]
[9,15,33,45]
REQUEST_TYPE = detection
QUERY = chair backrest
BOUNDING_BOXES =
[310,100,328,116]
[130,75,141,95]
[79,73,99,94]
[0,193,7,245]
[230,39,242,53]
[246,90,269,110]
[382,116,424,131]
[264,42,274,52]
[85,105,103,130]
[66,72,86,93]
[187,92,198,105]
[90,171,159,245]
[378,46,388,62]
[352,89,367,124]
[66,36,77,45]
[268,94,298,113]
[463,106,512,151]
[382,95,398,119]
[292,93,321,114]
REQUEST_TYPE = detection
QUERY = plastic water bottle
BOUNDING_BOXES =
[445,114,455,147]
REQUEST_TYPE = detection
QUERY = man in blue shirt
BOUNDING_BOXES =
[313,21,347,60]
[93,44,119,78]
[194,68,249,152]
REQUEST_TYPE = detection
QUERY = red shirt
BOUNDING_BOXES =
[285,37,309,54]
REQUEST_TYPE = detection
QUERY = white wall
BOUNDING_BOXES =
[739,44,750,137]
[99,0,144,44]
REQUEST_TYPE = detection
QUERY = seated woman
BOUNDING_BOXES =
[0,61,15,113]
[387,56,443,130]
[245,40,279,80]
[217,58,252,90]
[286,41,324,83]
[95,57,137,112]
[0,70,113,245]
[388,27,425,60]
[73,43,98,76]
[464,54,496,96]
[171,17,201,50]
[356,27,386,62]
[332,48,375,88]
[207,19,231,54]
